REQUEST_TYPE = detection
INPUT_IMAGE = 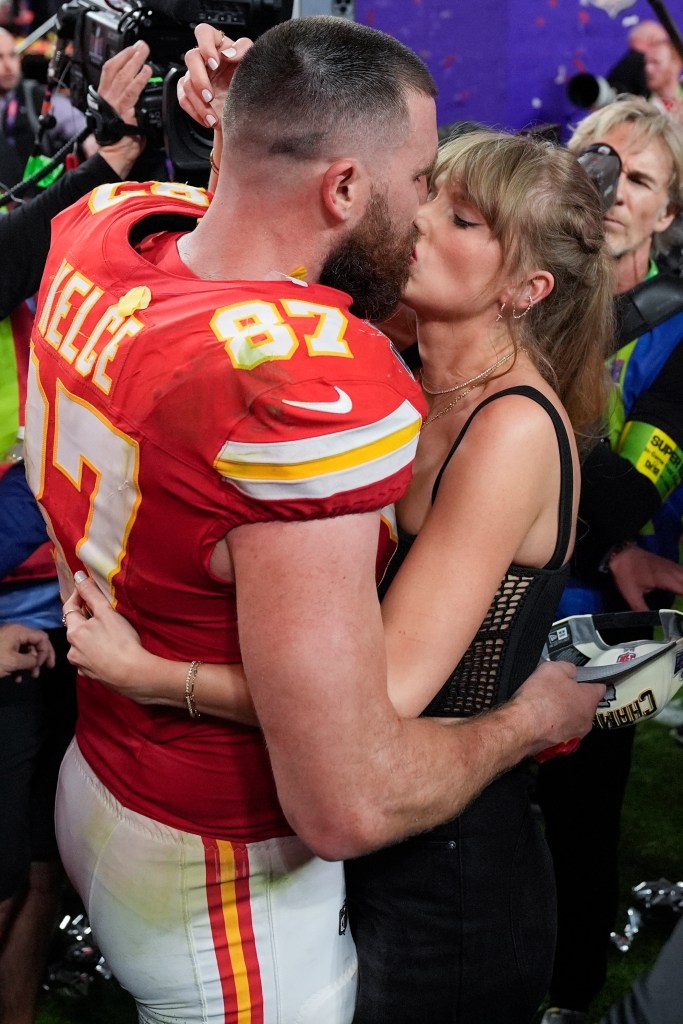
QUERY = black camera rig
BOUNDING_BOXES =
[50,0,293,177]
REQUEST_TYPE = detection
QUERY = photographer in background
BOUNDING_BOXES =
[0,38,150,1024]
[567,19,680,114]
[643,36,683,119]
[602,20,667,98]
[0,26,96,191]
[0,38,151,316]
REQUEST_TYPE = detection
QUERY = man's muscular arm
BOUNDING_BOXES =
[63,514,604,857]
[228,512,604,861]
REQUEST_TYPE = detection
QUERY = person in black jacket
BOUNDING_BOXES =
[0,26,97,189]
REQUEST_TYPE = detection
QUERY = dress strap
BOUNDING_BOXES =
[431,385,574,570]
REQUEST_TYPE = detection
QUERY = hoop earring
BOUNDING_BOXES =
[512,296,533,319]
[495,302,506,323]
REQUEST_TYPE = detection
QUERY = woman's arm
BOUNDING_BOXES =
[63,575,256,724]
[380,392,576,716]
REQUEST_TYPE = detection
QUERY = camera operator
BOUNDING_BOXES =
[643,35,683,118]
[0,38,150,1024]
[567,19,681,113]
[0,38,151,318]
[0,26,97,190]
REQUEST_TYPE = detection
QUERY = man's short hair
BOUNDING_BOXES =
[222,16,437,161]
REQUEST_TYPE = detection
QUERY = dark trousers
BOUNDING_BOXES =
[537,725,636,1011]
[0,627,77,900]
[346,767,557,1024]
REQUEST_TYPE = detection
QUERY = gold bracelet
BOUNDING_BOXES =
[184,660,202,718]
[209,148,220,176]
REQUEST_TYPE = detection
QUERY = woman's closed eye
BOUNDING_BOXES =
[453,213,480,228]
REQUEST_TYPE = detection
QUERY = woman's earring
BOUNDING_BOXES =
[511,295,534,319]
[495,302,506,322]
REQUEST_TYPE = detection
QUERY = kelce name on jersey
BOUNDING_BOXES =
[36,258,145,396]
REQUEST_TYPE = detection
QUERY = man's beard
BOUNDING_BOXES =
[319,189,417,322]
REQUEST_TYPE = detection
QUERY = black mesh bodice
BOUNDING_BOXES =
[379,386,574,718]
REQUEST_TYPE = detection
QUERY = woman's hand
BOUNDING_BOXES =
[64,573,257,722]
[177,24,253,130]
[63,574,149,694]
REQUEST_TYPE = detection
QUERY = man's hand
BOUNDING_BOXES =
[0,623,55,679]
[96,40,153,177]
[509,659,605,755]
[178,24,252,131]
[609,544,683,611]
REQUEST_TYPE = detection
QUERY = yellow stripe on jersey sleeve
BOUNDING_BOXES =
[214,400,422,501]
[380,504,398,544]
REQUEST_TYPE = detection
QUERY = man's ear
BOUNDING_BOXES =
[654,201,679,236]
[321,159,365,223]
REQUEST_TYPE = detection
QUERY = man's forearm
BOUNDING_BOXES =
[231,517,603,862]
[269,661,595,861]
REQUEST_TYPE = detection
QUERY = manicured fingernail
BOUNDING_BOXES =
[206,113,217,127]
[74,570,87,584]
[207,57,219,70]
[202,89,213,102]
[221,47,237,58]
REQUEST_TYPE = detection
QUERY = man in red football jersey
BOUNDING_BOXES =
[25,16,602,1024]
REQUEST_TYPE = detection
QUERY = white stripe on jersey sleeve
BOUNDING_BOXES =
[214,400,422,501]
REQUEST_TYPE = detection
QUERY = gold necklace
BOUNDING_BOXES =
[420,349,516,396]
[421,349,519,428]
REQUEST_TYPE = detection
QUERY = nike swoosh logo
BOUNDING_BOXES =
[282,387,353,414]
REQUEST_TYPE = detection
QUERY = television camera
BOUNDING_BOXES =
[50,0,293,177]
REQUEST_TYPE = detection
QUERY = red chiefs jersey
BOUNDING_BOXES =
[24,181,423,841]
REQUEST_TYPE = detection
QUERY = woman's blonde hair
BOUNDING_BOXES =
[433,130,614,452]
